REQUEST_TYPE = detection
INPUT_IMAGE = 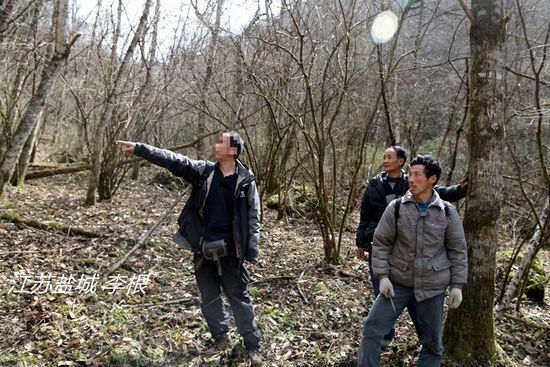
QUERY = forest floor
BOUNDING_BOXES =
[1,167,549,367]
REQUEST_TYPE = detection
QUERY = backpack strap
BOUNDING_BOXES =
[394,197,402,227]
[442,200,450,220]
[393,197,402,244]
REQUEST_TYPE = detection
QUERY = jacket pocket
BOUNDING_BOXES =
[389,257,409,272]
[424,256,452,289]
[431,257,452,271]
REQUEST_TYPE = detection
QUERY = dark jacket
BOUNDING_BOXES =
[372,190,468,302]
[356,170,465,252]
[134,143,260,262]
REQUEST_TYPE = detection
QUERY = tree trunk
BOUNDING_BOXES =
[13,109,45,186]
[498,197,549,313]
[0,0,14,43]
[85,0,152,205]
[193,0,223,158]
[442,1,507,364]
[128,0,160,183]
[0,0,75,202]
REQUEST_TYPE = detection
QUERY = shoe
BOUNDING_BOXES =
[380,338,393,349]
[248,349,263,366]
[204,333,231,355]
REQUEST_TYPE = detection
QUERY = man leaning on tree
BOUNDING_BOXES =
[357,155,468,367]
[355,146,467,347]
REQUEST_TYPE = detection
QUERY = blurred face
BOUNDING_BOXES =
[214,133,238,160]
[408,164,437,199]
[383,148,404,175]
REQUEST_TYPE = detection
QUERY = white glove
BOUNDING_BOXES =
[448,287,463,308]
[379,277,394,298]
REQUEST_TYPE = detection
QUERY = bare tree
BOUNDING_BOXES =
[85,0,153,205]
[0,0,78,201]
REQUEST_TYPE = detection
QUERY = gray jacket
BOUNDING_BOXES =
[372,190,468,302]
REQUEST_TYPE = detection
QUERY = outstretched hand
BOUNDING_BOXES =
[116,140,135,155]
[460,169,469,192]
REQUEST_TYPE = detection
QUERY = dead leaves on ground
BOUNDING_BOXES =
[1,171,549,366]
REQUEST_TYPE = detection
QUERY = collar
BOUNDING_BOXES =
[402,189,445,210]
[214,161,239,177]
[382,170,405,181]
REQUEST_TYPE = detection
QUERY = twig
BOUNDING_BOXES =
[457,0,475,25]
[108,187,190,274]
[297,268,309,304]
[323,340,335,366]
[0,250,39,256]
[248,275,296,286]
[503,313,549,330]
[123,297,195,307]
[503,175,547,191]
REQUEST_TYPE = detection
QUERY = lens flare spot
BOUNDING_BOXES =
[371,10,399,44]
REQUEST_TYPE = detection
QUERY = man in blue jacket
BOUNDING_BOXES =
[117,132,262,365]
[356,146,467,347]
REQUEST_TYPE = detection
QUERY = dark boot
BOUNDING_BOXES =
[204,333,231,355]
[248,349,262,366]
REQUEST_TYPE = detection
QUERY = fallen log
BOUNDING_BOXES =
[0,212,101,238]
[25,163,91,180]
[503,313,549,330]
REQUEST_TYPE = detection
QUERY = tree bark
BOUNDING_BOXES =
[14,107,46,186]
[0,0,76,202]
[442,1,507,363]
[0,0,14,42]
[85,0,153,205]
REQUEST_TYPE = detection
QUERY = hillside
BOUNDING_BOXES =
[1,169,549,366]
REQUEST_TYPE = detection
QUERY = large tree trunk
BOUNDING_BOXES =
[0,0,76,202]
[442,1,507,364]
[85,0,152,205]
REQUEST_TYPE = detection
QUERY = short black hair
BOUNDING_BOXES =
[228,131,243,158]
[390,146,407,167]
[409,155,442,185]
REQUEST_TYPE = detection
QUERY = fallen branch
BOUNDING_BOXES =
[248,275,296,286]
[503,313,549,330]
[297,269,309,304]
[0,212,100,238]
[338,269,362,279]
[123,297,196,307]
[108,187,190,274]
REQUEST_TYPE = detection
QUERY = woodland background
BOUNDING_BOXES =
[0,0,549,366]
